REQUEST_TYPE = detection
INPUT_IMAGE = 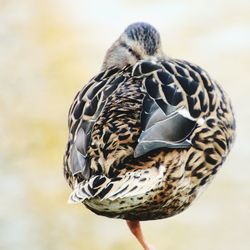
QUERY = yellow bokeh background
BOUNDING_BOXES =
[1,0,250,250]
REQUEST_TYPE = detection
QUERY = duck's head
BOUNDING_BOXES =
[102,22,165,70]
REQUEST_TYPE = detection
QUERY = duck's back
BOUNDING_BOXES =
[63,59,235,220]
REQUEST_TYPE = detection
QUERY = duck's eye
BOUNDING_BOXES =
[128,48,133,53]
[120,43,141,60]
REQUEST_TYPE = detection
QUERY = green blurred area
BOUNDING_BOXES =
[1,0,250,250]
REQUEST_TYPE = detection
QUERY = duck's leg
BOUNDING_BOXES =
[126,220,155,250]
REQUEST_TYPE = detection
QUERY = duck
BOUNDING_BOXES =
[63,22,236,250]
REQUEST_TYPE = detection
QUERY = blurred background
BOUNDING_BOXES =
[1,0,250,249]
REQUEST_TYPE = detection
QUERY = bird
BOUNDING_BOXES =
[63,22,236,250]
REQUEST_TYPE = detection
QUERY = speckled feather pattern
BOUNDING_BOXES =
[63,58,235,221]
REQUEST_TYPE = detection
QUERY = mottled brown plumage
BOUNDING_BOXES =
[63,22,235,249]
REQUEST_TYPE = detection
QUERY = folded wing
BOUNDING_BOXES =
[133,60,209,157]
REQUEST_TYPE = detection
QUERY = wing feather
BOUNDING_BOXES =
[65,67,127,178]
[134,60,209,157]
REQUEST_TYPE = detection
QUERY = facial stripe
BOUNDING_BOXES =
[120,42,141,61]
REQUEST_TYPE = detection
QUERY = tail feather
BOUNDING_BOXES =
[68,165,165,203]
